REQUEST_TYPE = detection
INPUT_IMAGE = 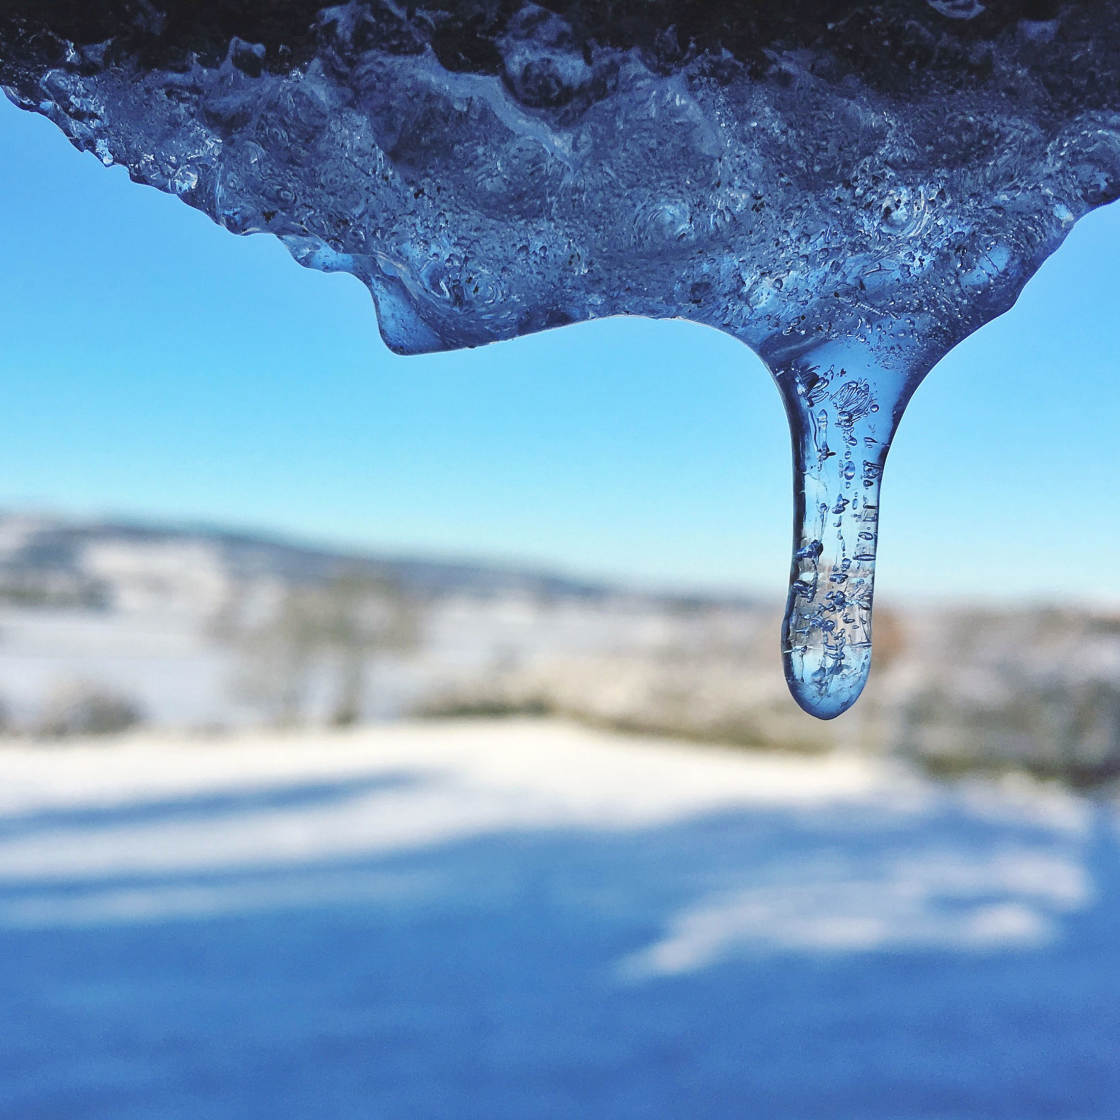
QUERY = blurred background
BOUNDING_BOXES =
[2,94,1120,1118]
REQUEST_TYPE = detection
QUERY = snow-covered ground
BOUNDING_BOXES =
[1,719,1116,1118]
[0,720,1096,949]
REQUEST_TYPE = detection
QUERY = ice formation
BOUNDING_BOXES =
[2,2,1118,717]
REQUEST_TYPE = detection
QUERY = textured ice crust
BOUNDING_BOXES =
[2,2,1119,716]
[3,2,1117,362]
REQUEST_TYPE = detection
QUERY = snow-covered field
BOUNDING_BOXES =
[2,514,1119,781]
[1,719,1117,1118]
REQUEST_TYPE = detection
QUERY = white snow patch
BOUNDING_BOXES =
[618,846,1090,979]
[0,720,1096,944]
[0,720,926,883]
[0,868,438,928]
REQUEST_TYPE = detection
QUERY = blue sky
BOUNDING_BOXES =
[1,95,1117,604]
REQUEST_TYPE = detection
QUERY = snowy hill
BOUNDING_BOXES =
[0,513,1117,784]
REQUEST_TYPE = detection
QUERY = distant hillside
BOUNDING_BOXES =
[0,512,750,610]
[0,512,1117,787]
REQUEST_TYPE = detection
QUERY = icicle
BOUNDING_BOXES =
[771,343,923,718]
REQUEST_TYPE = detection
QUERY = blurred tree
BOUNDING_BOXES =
[235,571,421,726]
[36,680,143,738]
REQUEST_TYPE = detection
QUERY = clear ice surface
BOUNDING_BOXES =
[2,2,1118,717]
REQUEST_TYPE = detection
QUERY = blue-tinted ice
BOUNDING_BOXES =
[2,2,1118,716]
[772,340,921,717]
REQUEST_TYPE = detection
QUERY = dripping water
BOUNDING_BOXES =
[770,343,923,719]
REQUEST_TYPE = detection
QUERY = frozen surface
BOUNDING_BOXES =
[1,721,1118,1117]
[2,3,1118,715]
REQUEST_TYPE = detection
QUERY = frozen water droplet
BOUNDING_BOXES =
[771,342,924,719]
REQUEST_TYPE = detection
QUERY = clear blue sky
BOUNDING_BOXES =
[1,95,1116,605]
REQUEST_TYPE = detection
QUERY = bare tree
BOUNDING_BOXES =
[234,572,421,727]
[36,680,143,738]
